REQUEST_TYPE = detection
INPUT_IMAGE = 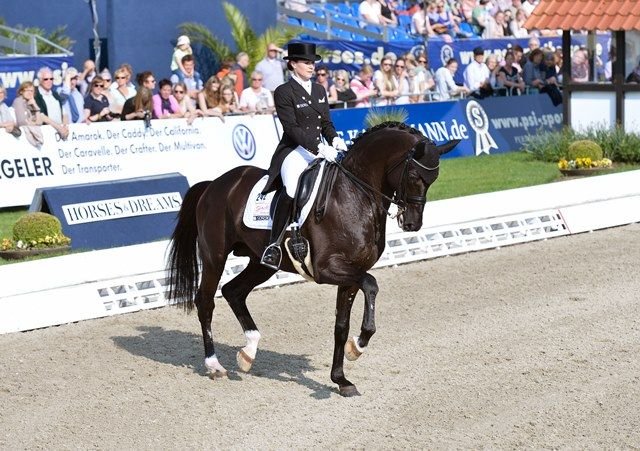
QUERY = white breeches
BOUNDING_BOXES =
[281,145,316,198]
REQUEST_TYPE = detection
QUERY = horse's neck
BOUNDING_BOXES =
[345,147,399,196]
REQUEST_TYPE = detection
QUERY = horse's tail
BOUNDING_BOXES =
[166,180,211,312]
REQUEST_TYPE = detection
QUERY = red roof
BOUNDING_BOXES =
[525,0,640,31]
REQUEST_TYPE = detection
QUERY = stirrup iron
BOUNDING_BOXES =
[260,243,282,270]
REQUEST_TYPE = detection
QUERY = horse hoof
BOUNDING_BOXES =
[208,369,228,380]
[344,337,363,361]
[339,385,361,397]
[236,348,254,372]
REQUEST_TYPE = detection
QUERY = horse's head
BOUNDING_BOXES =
[346,122,459,232]
[392,138,459,231]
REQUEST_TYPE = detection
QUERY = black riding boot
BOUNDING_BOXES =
[260,193,293,270]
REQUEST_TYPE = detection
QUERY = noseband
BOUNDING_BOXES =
[336,139,438,218]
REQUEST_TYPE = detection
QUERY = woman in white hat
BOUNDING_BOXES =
[259,42,348,270]
[171,35,193,78]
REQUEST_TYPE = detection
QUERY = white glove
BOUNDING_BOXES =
[332,137,348,152]
[317,143,339,163]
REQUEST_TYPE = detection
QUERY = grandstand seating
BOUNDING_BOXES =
[277,0,420,43]
[277,0,486,42]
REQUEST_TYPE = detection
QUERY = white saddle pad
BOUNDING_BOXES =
[243,161,326,230]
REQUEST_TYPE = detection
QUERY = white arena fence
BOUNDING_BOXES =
[1,169,639,334]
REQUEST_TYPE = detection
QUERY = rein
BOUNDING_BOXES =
[335,139,438,218]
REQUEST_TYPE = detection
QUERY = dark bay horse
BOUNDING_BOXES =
[167,122,458,396]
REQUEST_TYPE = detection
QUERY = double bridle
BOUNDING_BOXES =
[336,140,439,218]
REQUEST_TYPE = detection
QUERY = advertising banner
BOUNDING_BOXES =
[0,55,74,104]
[330,94,562,159]
[37,173,190,250]
[1,95,561,208]
[0,115,279,208]
[297,39,424,73]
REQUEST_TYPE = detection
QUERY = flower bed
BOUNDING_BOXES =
[0,234,71,260]
[558,157,613,176]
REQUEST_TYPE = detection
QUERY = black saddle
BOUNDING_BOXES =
[282,159,339,225]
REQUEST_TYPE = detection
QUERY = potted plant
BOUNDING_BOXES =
[558,139,613,176]
[0,212,71,260]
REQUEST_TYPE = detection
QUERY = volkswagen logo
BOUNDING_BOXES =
[232,124,256,160]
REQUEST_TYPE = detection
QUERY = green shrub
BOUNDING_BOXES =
[609,131,640,163]
[567,140,603,161]
[525,125,640,163]
[521,127,576,162]
[13,212,63,243]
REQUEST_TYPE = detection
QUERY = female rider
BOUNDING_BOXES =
[260,42,347,269]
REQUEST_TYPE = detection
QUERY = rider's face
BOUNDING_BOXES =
[292,59,315,81]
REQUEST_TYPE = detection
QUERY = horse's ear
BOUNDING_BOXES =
[436,139,461,156]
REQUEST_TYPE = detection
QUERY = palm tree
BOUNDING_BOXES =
[179,1,299,76]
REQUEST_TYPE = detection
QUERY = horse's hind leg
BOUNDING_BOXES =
[345,273,378,361]
[220,260,277,372]
[331,285,360,397]
[196,262,228,379]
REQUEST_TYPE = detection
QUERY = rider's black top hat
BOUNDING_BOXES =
[284,42,321,62]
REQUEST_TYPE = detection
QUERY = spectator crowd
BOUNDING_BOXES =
[1,0,631,144]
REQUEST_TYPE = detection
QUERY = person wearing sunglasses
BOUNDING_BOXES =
[84,76,113,122]
[152,78,184,120]
[413,52,435,96]
[330,69,357,109]
[393,57,411,104]
[259,42,347,269]
[239,71,274,113]
[313,64,337,103]
[172,81,203,124]
[13,81,69,146]
[33,66,69,139]
[109,67,136,117]
[374,57,398,105]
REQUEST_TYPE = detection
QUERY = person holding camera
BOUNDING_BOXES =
[84,76,113,123]
[120,87,153,122]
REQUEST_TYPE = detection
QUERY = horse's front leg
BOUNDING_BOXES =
[345,273,377,361]
[331,285,360,397]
